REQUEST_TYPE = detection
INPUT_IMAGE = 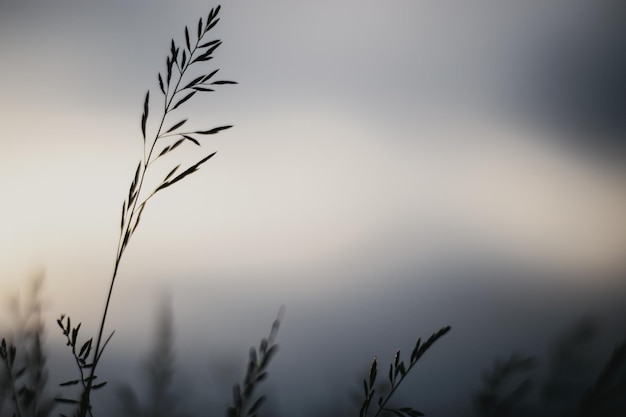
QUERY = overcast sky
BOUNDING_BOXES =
[1,1,626,415]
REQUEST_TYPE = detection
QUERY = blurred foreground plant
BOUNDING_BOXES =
[0,274,55,417]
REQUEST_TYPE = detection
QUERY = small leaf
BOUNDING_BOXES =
[182,135,200,146]
[120,201,126,233]
[181,50,187,69]
[141,91,149,140]
[193,86,214,92]
[183,75,205,90]
[158,138,185,157]
[172,91,196,110]
[78,339,90,358]
[194,125,233,135]
[199,39,220,49]
[164,165,181,182]
[197,17,203,38]
[165,119,188,134]
[166,57,173,84]
[158,73,165,95]
[203,69,219,82]
[369,357,378,388]
[185,26,190,51]
[59,379,81,386]
[411,338,421,364]
[211,80,238,85]
[206,17,220,32]
[155,152,217,193]
[92,381,108,390]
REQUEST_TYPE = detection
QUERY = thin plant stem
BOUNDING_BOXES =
[72,6,235,415]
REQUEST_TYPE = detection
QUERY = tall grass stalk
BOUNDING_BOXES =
[55,5,236,415]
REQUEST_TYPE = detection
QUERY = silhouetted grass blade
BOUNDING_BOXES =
[172,91,196,110]
[141,91,149,140]
[155,152,217,193]
[195,125,232,135]
[185,26,191,51]
[165,119,187,134]
[182,135,201,146]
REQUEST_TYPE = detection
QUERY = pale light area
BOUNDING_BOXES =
[3,98,625,318]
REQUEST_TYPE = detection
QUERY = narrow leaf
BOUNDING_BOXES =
[78,339,91,358]
[166,56,172,84]
[195,125,233,135]
[165,119,188,133]
[199,39,220,49]
[141,91,149,140]
[182,135,200,146]
[59,380,81,386]
[121,200,125,233]
[164,164,181,182]
[185,26,190,51]
[203,69,219,82]
[206,18,220,32]
[211,80,238,85]
[155,152,216,193]
[158,73,165,95]
[158,138,185,157]
[172,91,196,110]
[183,75,205,90]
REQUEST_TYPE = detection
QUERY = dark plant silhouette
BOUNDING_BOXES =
[0,4,455,416]
[360,326,451,417]
[473,354,536,417]
[116,295,188,417]
[0,273,55,417]
[227,307,285,417]
[471,317,626,417]
[54,5,236,416]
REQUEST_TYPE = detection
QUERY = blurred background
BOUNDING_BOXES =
[1,1,625,415]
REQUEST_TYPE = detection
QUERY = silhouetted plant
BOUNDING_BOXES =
[116,295,188,417]
[227,307,285,417]
[0,274,55,417]
[359,326,451,417]
[471,317,626,417]
[578,337,626,416]
[473,354,535,417]
[54,5,236,416]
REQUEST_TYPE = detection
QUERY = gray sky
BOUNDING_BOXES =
[1,1,626,415]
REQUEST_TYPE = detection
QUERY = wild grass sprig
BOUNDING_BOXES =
[360,326,451,417]
[1,338,23,417]
[227,307,285,417]
[56,5,236,415]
